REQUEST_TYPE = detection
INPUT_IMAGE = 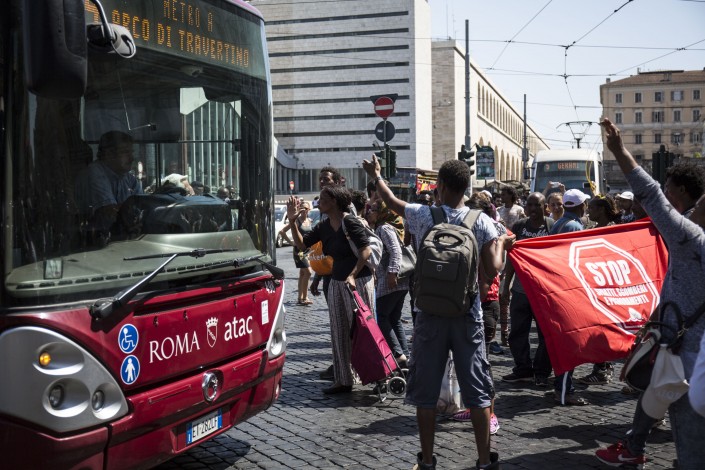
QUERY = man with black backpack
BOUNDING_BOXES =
[363,156,514,470]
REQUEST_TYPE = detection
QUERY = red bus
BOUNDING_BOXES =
[0,1,286,468]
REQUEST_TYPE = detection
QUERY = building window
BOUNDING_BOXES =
[635,92,642,103]
[695,89,701,100]
[634,154,643,161]
[654,133,662,144]
[615,93,622,104]
[655,91,663,102]
[671,90,683,101]
[635,111,642,123]
[652,111,664,122]
[694,109,701,122]
[635,134,642,145]
[691,132,702,143]
[615,112,622,124]
[674,110,681,122]
[671,133,683,144]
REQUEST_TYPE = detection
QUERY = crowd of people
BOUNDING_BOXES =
[278,118,705,470]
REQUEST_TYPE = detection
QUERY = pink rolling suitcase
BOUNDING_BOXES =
[347,286,406,401]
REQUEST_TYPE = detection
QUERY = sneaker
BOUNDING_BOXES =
[534,375,549,387]
[501,333,509,346]
[621,384,639,395]
[412,452,437,470]
[577,371,611,385]
[475,451,499,469]
[488,342,504,355]
[451,409,473,422]
[490,414,500,435]
[372,382,387,395]
[652,417,667,429]
[595,442,646,469]
[319,364,334,380]
[502,372,533,383]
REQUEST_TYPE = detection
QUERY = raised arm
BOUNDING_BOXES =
[285,196,306,251]
[362,154,407,217]
[601,117,639,175]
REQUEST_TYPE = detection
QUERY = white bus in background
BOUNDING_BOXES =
[529,149,606,197]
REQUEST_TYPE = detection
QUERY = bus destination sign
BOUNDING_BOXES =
[85,0,266,79]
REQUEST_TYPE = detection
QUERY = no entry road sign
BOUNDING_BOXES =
[374,96,394,119]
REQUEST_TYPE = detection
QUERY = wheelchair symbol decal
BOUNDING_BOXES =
[119,324,139,354]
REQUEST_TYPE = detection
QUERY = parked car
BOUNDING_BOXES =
[309,208,321,227]
[274,205,290,247]
[275,204,321,247]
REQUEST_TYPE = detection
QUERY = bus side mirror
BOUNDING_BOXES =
[22,0,87,98]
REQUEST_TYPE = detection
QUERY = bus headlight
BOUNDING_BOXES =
[0,326,128,432]
[48,385,64,408]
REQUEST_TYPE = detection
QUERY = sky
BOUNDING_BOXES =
[430,0,705,151]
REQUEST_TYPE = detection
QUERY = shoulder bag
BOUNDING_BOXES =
[621,300,705,392]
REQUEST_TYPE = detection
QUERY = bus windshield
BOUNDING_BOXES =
[1,0,274,306]
[534,160,596,197]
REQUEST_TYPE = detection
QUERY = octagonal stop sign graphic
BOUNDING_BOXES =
[569,238,660,333]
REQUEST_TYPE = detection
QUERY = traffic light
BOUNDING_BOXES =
[458,144,475,176]
[385,144,397,178]
[375,146,387,178]
[651,145,676,185]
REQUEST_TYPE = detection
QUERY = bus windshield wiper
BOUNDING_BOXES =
[90,248,238,319]
[178,254,285,281]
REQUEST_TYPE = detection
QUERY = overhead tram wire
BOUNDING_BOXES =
[558,0,637,123]
[488,0,553,70]
[613,37,705,75]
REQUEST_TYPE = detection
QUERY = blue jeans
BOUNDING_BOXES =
[376,290,409,358]
[627,393,705,469]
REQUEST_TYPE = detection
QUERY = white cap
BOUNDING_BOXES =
[162,173,188,188]
[617,191,634,201]
[481,190,493,199]
[563,189,590,208]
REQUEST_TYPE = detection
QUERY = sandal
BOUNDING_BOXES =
[297,299,313,305]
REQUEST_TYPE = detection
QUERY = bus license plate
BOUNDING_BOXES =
[186,408,222,445]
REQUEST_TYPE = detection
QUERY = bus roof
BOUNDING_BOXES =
[231,0,265,19]
[534,149,601,162]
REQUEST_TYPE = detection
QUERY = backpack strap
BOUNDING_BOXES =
[430,206,446,225]
[544,216,555,231]
[461,209,481,230]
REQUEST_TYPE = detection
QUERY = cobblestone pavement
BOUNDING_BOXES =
[157,246,677,470]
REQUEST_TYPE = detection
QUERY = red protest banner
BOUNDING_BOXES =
[508,219,668,375]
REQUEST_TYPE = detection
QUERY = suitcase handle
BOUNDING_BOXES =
[346,284,363,310]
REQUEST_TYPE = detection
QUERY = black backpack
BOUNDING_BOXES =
[414,206,481,317]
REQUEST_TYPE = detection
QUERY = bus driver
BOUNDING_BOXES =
[75,131,143,238]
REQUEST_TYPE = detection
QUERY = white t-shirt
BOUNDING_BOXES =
[497,204,525,230]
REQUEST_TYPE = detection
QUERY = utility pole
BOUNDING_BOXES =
[464,20,470,150]
[522,94,529,181]
[465,19,472,186]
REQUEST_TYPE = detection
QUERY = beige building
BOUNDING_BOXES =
[600,69,705,189]
[431,40,548,188]
[249,1,548,195]
[250,0,432,194]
